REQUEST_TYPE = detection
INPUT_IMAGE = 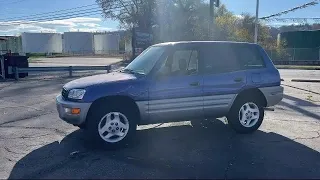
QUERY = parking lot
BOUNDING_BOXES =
[0,69,319,179]
[29,57,123,67]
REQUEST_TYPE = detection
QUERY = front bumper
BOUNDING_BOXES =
[56,95,91,125]
[259,86,284,107]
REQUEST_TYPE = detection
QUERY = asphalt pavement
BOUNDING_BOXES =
[29,57,123,67]
[0,69,319,179]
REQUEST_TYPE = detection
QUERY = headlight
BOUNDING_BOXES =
[68,89,86,100]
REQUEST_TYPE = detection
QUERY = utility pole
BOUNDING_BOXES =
[210,0,219,40]
[210,0,214,40]
[254,0,260,44]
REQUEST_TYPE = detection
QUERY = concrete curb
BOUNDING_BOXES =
[291,79,320,83]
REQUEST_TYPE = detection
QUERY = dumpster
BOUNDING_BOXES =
[0,54,29,79]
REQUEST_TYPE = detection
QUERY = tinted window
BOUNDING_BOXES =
[202,44,241,74]
[236,45,265,69]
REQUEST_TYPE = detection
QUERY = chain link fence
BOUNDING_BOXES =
[266,47,320,62]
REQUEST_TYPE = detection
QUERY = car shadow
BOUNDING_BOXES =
[8,120,320,179]
[279,94,320,120]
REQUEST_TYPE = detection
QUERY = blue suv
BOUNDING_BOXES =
[56,41,283,148]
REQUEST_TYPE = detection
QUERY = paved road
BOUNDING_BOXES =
[0,76,319,179]
[30,57,123,67]
[279,69,320,80]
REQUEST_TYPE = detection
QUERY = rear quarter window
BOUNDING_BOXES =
[235,45,266,69]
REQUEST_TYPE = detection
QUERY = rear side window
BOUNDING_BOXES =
[236,45,265,69]
[201,44,265,74]
[202,44,241,74]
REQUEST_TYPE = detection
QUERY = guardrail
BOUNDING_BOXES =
[13,65,111,80]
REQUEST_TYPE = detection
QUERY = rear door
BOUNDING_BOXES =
[200,43,247,118]
[235,44,277,88]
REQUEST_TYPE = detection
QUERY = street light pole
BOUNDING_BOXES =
[254,0,259,44]
[210,0,214,40]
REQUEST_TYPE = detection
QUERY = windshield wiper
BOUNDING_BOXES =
[121,68,145,75]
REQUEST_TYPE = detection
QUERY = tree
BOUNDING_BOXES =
[96,0,155,30]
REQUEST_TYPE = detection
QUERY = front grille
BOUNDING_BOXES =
[61,88,68,99]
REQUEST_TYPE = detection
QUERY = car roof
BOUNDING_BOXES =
[153,41,257,47]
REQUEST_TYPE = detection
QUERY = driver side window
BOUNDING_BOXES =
[158,49,199,77]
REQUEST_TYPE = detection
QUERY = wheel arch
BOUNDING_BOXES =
[233,88,267,108]
[86,95,141,124]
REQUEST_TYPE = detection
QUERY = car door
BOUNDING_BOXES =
[200,43,247,118]
[148,46,204,123]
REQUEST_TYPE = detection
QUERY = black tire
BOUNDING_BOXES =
[227,96,264,134]
[85,101,137,149]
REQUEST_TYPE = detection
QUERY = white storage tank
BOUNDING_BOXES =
[21,33,62,53]
[94,34,120,54]
[63,32,94,54]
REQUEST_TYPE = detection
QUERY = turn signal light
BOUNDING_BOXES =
[71,108,81,114]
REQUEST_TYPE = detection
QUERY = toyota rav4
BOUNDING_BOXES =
[56,41,284,148]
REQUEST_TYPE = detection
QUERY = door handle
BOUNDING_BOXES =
[234,78,243,82]
[189,82,200,86]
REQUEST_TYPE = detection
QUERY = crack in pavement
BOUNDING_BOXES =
[0,82,15,92]
[283,84,320,95]
[3,146,25,155]
[4,157,17,162]
[293,131,320,141]
[0,105,44,111]
[0,112,54,126]
[0,133,52,140]
[269,118,320,124]
[0,125,68,136]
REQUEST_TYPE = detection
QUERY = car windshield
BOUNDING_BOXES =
[123,46,167,75]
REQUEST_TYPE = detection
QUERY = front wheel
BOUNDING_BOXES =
[227,98,264,134]
[86,104,137,149]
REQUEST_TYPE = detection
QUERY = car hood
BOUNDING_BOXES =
[63,72,137,90]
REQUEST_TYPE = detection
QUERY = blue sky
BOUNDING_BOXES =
[0,0,319,35]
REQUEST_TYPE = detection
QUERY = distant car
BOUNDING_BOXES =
[56,41,284,148]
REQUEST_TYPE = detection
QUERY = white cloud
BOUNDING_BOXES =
[235,14,244,19]
[68,27,115,32]
[77,23,100,27]
[266,22,301,27]
[0,17,113,35]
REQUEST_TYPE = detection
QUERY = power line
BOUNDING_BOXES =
[0,12,103,27]
[1,10,103,25]
[260,0,320,20]
[262,17,320,23]
[0,3,98,21]
[0,2,132,23]
[2,7,102,22]
[0,6,126,26]
[0,0,29,5]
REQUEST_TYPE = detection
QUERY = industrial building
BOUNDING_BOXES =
[0,36,22,54]
[21,32,63,54]
[63,32,94,54]
[278,30,320,60]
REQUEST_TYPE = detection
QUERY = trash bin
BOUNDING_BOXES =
[0,55,29,79]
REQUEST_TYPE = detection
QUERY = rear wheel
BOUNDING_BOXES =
[86,103,137,149]
[227,97,264,134]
